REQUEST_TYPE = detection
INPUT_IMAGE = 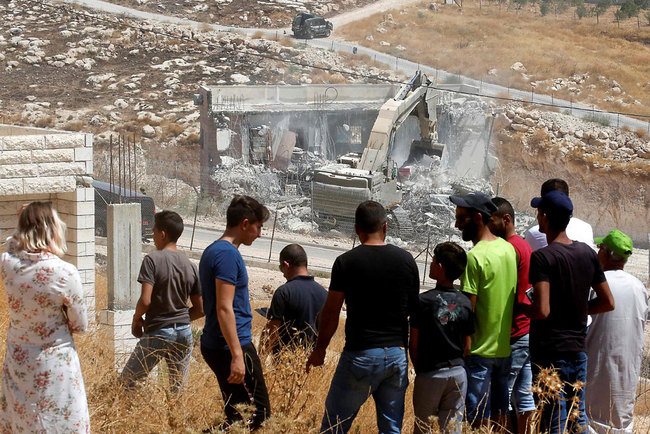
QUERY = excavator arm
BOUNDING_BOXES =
[358,72,440,172]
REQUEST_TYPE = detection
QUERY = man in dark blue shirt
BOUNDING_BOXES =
[199,195,271,431]
[260,244,327,356]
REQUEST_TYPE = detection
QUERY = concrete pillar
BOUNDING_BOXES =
[107,203,141,309]
[100,203,142,368]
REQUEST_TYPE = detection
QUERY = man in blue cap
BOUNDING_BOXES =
[586,230,647,434]
[527,190,614,434]
[449,191,517,431]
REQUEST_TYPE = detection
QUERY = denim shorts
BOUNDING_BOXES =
[464,355,511,422]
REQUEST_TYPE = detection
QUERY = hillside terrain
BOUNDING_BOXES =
[103,0,378,27]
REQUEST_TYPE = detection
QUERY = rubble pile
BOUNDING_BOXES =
[503,105,650,170]
[211,156,284,204]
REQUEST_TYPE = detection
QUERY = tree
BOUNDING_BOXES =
[593,0,612,23]
[540,0,551,15]
[646,10,650,24]
[575,0,589,18]
[614,8,626,26]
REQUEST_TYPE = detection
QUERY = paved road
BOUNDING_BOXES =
[60,0,650,132]
[176,226,437,284]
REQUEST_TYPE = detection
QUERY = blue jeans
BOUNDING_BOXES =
[532,352,588,434]
[321,347,408,433]
[508,334,535,413]
[465,355,511,422]
[120,323,193,393]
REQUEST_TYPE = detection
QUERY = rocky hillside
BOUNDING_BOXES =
[0,0,400,148]
[104,0,377,28]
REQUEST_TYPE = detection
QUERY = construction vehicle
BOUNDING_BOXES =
[93,180,156,241]
[311,72,443,237]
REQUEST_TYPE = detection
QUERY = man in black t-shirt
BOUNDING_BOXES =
[260,244,327,356]
[410,242,474,434]
[306,200,420,434]
[527,190,614,434]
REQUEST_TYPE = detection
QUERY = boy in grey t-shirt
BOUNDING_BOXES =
[120,211,204,393]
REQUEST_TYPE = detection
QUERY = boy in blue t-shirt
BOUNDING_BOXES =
[410,242,474,434]
[199,195,271,431]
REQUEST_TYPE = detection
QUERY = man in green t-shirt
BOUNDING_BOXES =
[449,192,517,432]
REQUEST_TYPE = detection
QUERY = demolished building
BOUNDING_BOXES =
[195,83,401,195]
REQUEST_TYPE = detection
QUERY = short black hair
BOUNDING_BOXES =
[434,242,467,281]
[541,205,571,232]
[491,197,515,224]
[226,195,270,228]
[355,200,387,234]
[541,178,569,196]
[279,244,308,268]
[154,210,184,242]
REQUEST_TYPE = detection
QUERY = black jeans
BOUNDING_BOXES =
[201,343,271,430]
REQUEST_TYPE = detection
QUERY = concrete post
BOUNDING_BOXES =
[107,203,141,309]
[100,203,142,368]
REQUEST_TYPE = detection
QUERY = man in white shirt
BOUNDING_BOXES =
[586,229,648,434]
[524,179,594,251]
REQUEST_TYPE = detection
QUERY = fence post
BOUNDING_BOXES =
[189,195,199,251]
[267,210,278,263]
[422,232,431,285]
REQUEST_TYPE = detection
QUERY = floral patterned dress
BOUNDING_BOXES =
[0,238,90,433]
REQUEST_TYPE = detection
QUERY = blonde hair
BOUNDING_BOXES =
[15,202,67,257]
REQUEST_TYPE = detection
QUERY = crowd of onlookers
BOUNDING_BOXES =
[0,177,647,434]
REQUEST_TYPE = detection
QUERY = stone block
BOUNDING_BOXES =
[0,163,38,178]
[58,187,93,202]
[66,254,95,272]
[23,176,75,194]
[85,160,93,174]
[2,135,44,151]
[0,179,24,195]
[99,309,136,326]
[38,162,86,177]
[43,134,84,149]
[74,147,93,162]
[32,148,75,163]
[67,227,95,243]
[0,150,28,164]
[55,199,94,216]
[60,213,94,230]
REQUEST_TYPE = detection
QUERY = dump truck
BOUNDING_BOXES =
[311,72,443,237]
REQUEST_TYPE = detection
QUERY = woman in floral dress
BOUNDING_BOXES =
[0,202,90,433]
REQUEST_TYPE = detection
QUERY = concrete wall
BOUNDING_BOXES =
[0,125,95,314]
[204,84,399,109]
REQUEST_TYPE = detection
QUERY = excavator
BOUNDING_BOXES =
[311,71,443,238]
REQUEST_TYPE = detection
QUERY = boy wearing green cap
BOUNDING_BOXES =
[586,230,648,434]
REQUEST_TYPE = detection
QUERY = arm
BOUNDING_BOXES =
[188,293,204,321]
[259,319,282,358]
[63,269,88,334]
[588,280,615,315]
[529,281,551,319]
[131,282,153,338]
[215,278,245,384]
[409,327,419,367]
[306,290,345,372]
[463,293,476,356]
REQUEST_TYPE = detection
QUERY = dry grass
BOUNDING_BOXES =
[3,270,650,432]
[337,0,650,116]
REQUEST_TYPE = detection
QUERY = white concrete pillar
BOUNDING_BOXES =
[100,203,142,368]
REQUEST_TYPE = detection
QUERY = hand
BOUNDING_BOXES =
[131,316,144,338]
[306,347,326,373]
[228,354,245,384]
